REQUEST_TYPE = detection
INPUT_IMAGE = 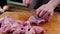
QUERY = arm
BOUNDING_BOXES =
[47,0,60,8]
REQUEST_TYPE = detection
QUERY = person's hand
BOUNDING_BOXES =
[22,0,33,6]
[3,5,9,11]
[36,3,55,21]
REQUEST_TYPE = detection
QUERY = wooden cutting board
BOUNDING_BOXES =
[0,11,60,34]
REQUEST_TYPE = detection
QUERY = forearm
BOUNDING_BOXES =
[47,0,60,8]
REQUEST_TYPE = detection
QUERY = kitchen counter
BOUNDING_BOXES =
[0,7,60,34]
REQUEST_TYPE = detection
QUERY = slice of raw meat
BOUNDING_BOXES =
[0,25,11,34]
[24,26,45,34]
[37,19,45,25]
[0,16,24,33]
[32,26,45,34]
[28,16,45,25]
[13,27,21,34]
[25,27,35,34]
[29,16,37,23]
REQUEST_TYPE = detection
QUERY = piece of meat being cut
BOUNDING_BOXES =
[28,16,46,25]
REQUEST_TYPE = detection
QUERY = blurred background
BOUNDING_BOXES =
[7,0,60,11]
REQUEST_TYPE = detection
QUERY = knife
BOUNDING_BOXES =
[26,9,41,23]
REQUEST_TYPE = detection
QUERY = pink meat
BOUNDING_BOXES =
[0,17,4,24]
[24,26,45,34]
[32,26,45,34]
[0,25,11,34]
[29,16,37,23]
[29,16,45,25]
[13,27,21,34]
[0,16,24,33]
[23,21,31,28]
[37,19,45,25]
[27,28,35,34]
[12,21,31,34]
[13,21,31,34]
[0,16,45,34]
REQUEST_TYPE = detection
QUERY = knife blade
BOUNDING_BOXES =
[27,9,41,23]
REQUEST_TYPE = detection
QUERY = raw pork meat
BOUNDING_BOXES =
[0,16,45,34]
[29,16,45,25]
